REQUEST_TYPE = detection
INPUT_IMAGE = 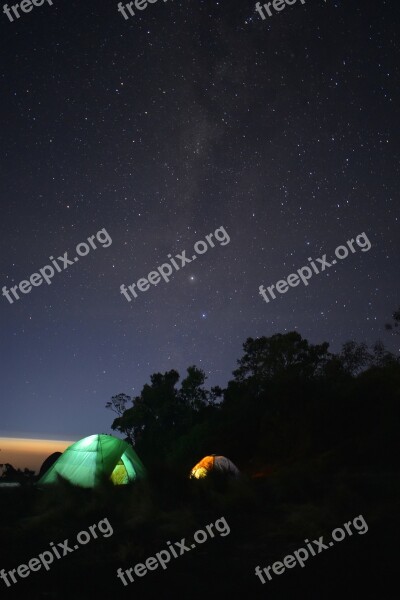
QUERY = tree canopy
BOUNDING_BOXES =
[106,331,399,473]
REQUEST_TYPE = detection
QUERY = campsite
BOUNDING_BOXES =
[1,0,398,597]
[0,332,398,598]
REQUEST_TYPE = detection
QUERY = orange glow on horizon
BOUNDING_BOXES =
[0,437,75,473]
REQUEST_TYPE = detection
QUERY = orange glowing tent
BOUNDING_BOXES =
[190,454,240,479]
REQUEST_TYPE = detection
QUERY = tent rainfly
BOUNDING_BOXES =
[38,434,146,488]
[190,455,240,479]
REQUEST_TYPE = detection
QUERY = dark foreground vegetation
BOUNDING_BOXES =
[1,331,399,599]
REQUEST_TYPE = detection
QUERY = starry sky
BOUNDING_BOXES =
[0,0,399,445]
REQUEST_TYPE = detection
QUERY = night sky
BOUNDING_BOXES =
[0,0,399,442]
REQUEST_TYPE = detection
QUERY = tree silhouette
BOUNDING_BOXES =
[106,393,135,444]
[108,366,217,461]
[338,341,371,375]
[232,332,330,384]
[385,306,400,335]
[106,331,399,472]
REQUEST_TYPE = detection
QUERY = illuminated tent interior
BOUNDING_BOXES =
[38,434,146,488]
[190,455,240,479]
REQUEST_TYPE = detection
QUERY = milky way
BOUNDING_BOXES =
[0,0,398,439]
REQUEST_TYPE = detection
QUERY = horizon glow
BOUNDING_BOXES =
[0,437,76,473]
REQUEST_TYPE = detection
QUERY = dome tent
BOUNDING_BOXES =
[39,451,62,478]
[190,455,240,479]
[38,434,146,488]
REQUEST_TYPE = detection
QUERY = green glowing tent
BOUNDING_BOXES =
[38,434,146,487]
